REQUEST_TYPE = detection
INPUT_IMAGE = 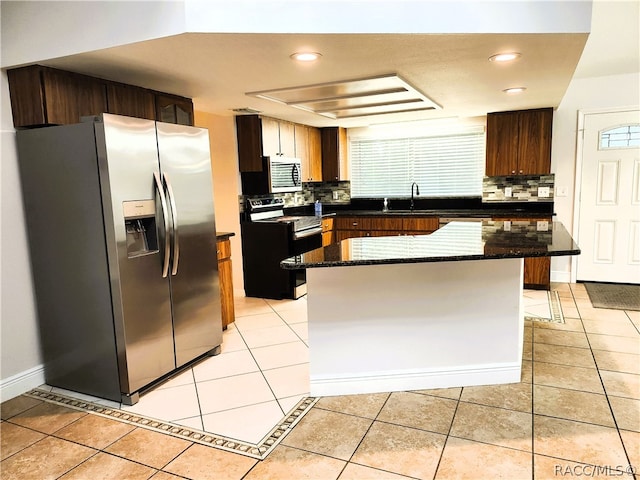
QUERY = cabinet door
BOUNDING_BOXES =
[402,216,439,232]
[517,108,553,174]
[155,93,194,125]
[7,66,47,127]
[279,121,296,157]
[322,231,334,246]
[42,68,108,125]
[236,115,264,172]
[295,124,311,180]
[486,111,519,176]
[334,216,363,230]
[107,83,156,120]
[524,257,550,289]
[216,239,235,329]
[261,117,280,157]
[365,216,403,231]
[308,127,323,181]
[321,127,341,181]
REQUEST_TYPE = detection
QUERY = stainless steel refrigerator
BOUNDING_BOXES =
[17,113,222,405]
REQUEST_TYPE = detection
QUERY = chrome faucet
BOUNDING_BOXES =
[410,182,420,211]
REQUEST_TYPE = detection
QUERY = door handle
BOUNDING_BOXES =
[154,172,171,278]
[163,172,179,276]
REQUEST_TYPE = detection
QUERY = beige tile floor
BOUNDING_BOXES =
[2,282,639,479]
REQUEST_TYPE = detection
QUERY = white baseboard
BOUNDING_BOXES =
[0,365,45,403]
[310,364,522,397]
[551,270,572,283]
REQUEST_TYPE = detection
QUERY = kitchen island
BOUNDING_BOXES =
[281,220,580,396]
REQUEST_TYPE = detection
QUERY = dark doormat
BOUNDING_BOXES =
[583,282,640,311]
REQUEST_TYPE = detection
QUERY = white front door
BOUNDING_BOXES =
[576,110,640,284]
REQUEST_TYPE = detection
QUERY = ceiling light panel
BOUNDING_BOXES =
[246,74,441,119]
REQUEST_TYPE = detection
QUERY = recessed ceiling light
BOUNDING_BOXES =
[503,87,527,94]
[489,52,521,63]
[290,52,322,62]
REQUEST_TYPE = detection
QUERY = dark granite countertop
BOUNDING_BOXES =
[281,220,580,269]
[321,209,553,218]
[216,231,235,241]
[284,197,554,219]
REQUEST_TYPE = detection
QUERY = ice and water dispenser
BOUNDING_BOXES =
[123,200,159,258]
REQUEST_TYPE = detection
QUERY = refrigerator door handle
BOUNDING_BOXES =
[154,172,171,278]
[163,172,180,276]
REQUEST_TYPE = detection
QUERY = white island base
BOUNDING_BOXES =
[306,257,525,397]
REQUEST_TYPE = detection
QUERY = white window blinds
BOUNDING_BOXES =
[350,126,485,198]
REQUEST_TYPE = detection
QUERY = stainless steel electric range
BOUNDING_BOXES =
[241,198,322,299]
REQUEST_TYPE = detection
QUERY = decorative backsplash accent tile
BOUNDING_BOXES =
[306,181,351,205]
[482,174,554,203]
[239,181,351,211]
[482,219,553,245]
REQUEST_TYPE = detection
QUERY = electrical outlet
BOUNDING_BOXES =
[537,220,549,231]
[332,191,340,200]
[538,187,550,198]
[504,220,511,231]
[504,187,512,198]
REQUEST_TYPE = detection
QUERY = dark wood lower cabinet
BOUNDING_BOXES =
[217,238,235,329]
[524,257,551,290]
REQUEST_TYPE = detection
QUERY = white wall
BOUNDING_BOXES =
[550,71,640,282]
[1,1,186,67]
[184,0,591,34]
[0,71,43,397]
[194,111,244,288]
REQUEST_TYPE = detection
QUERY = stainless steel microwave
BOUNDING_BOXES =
[268,157,302,193]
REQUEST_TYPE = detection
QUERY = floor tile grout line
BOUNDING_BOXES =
[332,391,393,478]
[571,283,636,473]
[230,325,287,418]
[431,387,464,480]
[189,367,206,433]
[21,388,268,459]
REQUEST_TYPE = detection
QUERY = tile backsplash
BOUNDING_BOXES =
[239,181,351,212]
[482,174,554,203]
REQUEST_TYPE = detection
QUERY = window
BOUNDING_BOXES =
[349,125,485,198]
[599,124,640,149]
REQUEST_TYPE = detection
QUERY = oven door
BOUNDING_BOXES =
[269,157,302,193]
[290,230,321,298]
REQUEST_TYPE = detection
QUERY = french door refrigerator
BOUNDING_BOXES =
[17,113,222,405]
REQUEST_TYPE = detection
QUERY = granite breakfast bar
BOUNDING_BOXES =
[282,220,580,397]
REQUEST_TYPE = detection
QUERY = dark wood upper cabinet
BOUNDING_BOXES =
[236,115,323,176]
[106,83,156,120]
[321,127,347,181]
[155,93,194,126]
[486,108,553,176]
[8,65,107,127]
[517,108,553,174]
[236,115,264,172]
[7,65,194,128]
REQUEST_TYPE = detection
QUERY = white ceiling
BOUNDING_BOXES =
[35,1,638,129]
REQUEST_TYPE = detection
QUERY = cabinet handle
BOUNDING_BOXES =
[519,170,524,174]
[511,170,516,174]
[352,222,358,226]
